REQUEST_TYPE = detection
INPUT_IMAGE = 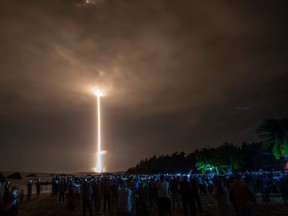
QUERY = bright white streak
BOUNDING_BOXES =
[95,95,102,173]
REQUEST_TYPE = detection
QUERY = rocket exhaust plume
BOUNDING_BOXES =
[93,88,105,173]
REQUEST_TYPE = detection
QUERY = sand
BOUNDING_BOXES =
[17,194,288,216]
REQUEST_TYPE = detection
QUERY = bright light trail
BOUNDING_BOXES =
[93,88,104,173]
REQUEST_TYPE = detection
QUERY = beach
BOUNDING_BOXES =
[17,193,288,216]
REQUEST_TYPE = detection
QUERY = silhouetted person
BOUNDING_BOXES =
[3,182,10,202]
[52,176,59,196]
[102,179,111,212]
[36,180,41,198]
[59,178,66,203]
[190,177,203,213]
[148,178,157,207]
[27,181,32,200]
[230,175,255,216]
[19,190,24,202]
[66,185,76,214]
[214,177,231,216]
[0,182,4,200]
[170,177,181,211]
[0,189,18,216]
[135,179,148,216]
[180,176,196,216]
[117,181,133,216]
[111,180,118,205]
[82,181,93,216]
[92,180,101,212]
[158,174,172,216]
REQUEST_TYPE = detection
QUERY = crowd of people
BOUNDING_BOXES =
[49,170,288,216]
[0,170,287,216]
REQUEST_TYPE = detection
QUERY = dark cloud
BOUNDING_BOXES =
[0,0,288,172]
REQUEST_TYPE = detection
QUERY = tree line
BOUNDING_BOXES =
[127,119,288,174]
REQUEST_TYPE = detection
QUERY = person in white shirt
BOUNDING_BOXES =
[117,181,132,216]
[158,174,172,216]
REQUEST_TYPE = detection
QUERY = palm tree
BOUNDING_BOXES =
[217,142,242,173]
[196,147,224,174]
[196,161,215,174]
[257,119,288,159]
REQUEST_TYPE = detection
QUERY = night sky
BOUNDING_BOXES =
[0,0,288,173]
